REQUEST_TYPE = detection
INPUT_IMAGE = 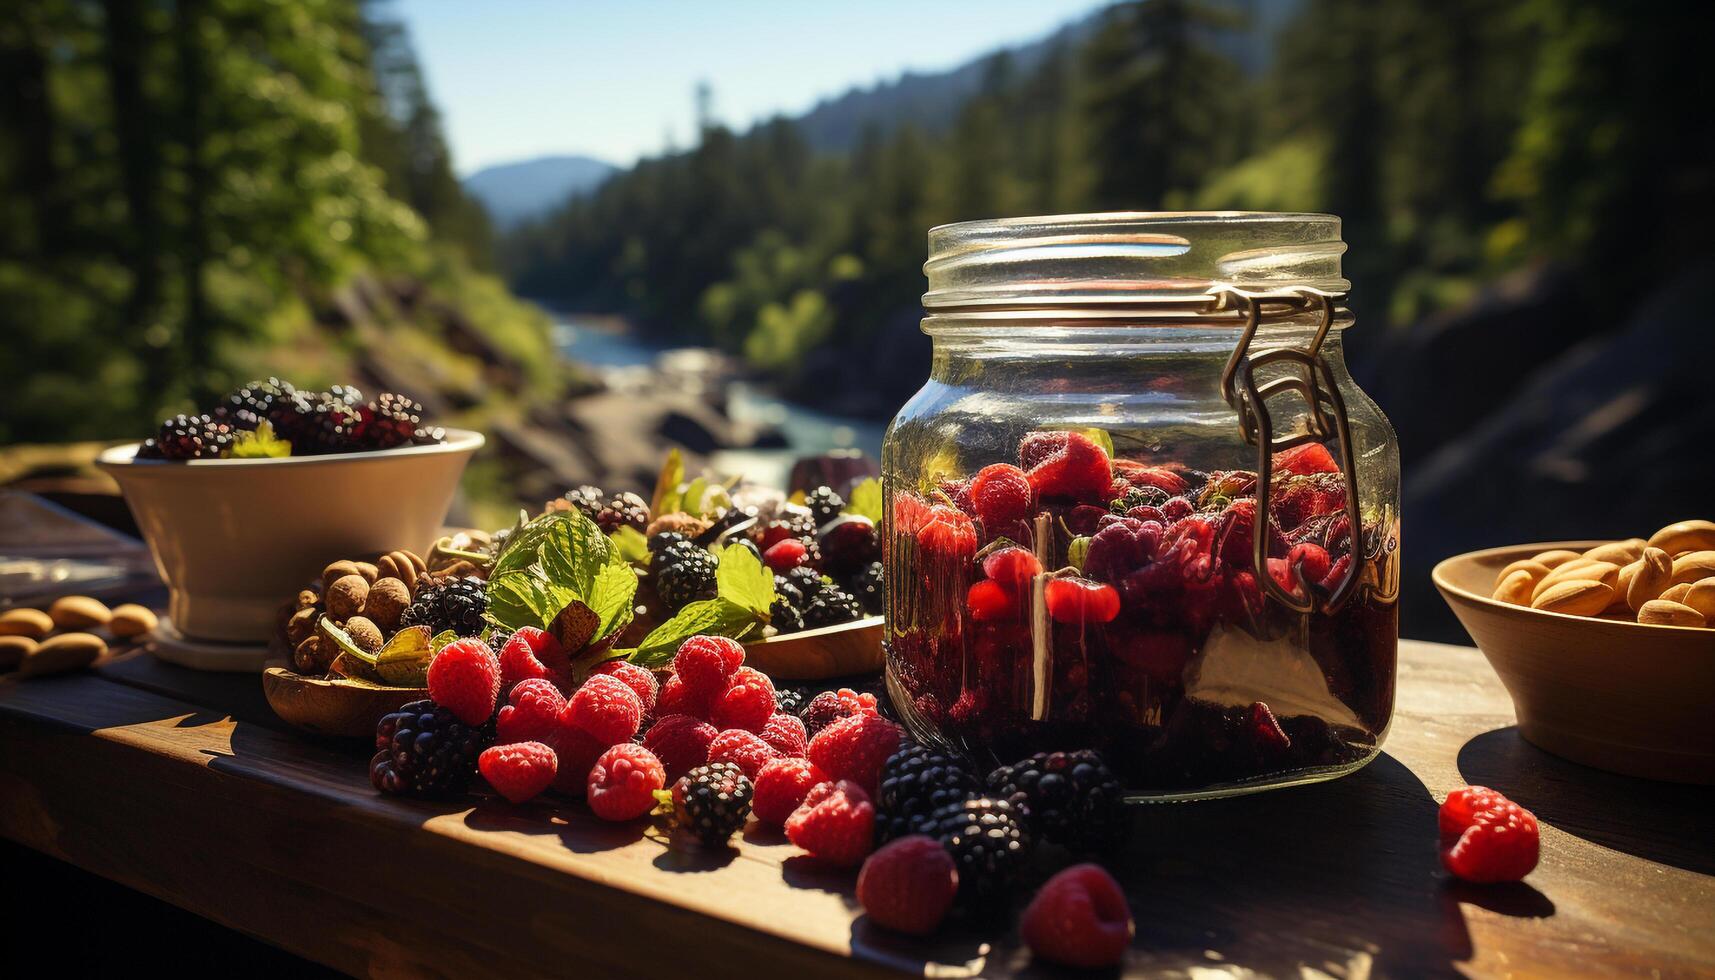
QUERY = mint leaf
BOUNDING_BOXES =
[486,568,569,632]
[539,513,610,599]
[682,476,709,517]
[715,542,775,616]
[845,477,882,522]
[588,549,638,640]
[228,420,291,459]
[485,510,619,637]
[625,597,761,668]
[610,525,649,564]
[651,448,685,516]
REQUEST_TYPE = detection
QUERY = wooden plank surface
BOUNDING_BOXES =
[1,640,1712,979]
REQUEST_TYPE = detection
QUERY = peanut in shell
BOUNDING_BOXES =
[1637,599,1705,628]
[1530,560,1617,602]
[1669,551,1715,586]
[1491,568,1536,605]
[1584,539,1645,565]
[0,608,53,638]
[1531,579,1615,617]
[1646,520,1715,557]
[108,603,158,638]
[1530,549,1583,569]
[48,595,111,630]
[20,632,105,677]
[1625,547,1674,612]
[1681,578,1715,620]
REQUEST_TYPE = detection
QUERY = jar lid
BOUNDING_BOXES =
[923,212,1348,310]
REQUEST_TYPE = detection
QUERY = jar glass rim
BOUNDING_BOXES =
[924,211,1349,310]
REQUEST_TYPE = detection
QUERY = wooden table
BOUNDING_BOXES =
[1,640,1711,979]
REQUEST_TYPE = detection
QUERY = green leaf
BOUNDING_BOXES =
[588,549,639,640]
[485,568,568,632]
[625,597,761,668]
[715,542,775,616]
[1081,427,1116,459]
[651,448,685,516]
[845,477,883,522]
[682,476,709,517]
[430,630,460,653]
[228,420,291,459]
[374,625,434,686]
[610,525,649,564]
[484,510,617,636]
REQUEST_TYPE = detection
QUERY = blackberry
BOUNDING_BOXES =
[784,566,826,602]
[805,485,846,528]
[799,689,871,737]
[877,743,982,843]
[769,598,804,635]
[672,762,753,846]
[369,699,489,797]
[220,377,296,430]
[760,510,818,545]
[986,750,1127,853]
[351,392,423,451]
[327,383,365,408]
[135,438,163,460]
[774,687,806,716]
[268,391,353,455]
[653,541,718,611]
[594,491,649,534]
[152,413,235,460]
[411,425,447,446]
[801,586,862,629]
[486,628,514,656]
[847,561,884,615]
[648,531,690,555]
[922,797,1032,900]
[399,576,489,637]
[561,485,606,522]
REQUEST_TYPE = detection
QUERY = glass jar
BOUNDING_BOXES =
[881,213,1400,800]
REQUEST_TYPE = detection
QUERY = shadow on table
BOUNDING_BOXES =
[851,752,1554,978]
[1457,726,1715,876]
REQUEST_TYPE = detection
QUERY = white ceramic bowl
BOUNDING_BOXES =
[97,429,483,643]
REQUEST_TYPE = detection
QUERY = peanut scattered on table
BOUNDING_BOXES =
[1,594,156,678]
[1491,519,1715,628]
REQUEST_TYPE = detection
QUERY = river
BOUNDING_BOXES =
[553,316,886,490]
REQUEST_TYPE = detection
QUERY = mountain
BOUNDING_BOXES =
[463,155,616,228]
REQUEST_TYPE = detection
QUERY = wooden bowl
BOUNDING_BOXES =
[1433,541,1715,784]
[262,663,427,738]
[742,616,884,680]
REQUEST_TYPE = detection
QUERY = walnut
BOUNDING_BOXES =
[324,574,370,620]
[364,577,410,632]
[345,616,383,653]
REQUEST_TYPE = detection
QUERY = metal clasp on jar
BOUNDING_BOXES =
[1211,285,1366,613]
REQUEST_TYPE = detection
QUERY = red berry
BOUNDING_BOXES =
[1084,518,1161,583]
[478,740,558,804]
[800,688,879,737]
[641,713,719,779]
[1439,786,1540,883]
[495,678,569,746]
[915,505,978,561]
[591,659,659,715]
[1161,495,1194,521]
[785,779,875,867]
[1287,542,1332,587]
[966,579,1020,622]
[751,757,827,826]
[655,675,713,720]
[759,711,808,757]
[1273,472,1347,530]
[807,712,903,796]
[1044,578,1121,624]
[968,463,1034,530]
[711,666,777,733]
[1275,442,1339,476]
[707,728,779,779]
[672,634,744,697]
[428,638,502,725]
[1021,863,1134,968]
[1021,431,1113,503]
[586,743,667,821]
[982,545,1042,589]
[564,674,644,745]
[1113,460,1189,496]
[763,538,810,573]
[550,727,607,797]
[497,627,570,694]
[857,835,959,936]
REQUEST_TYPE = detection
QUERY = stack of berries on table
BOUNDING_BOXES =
[887,429,1399,794]
[137,377,445,460]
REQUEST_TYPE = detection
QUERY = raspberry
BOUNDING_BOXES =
[550,728,607,797]
[785,779,876,867]
[856,835,959,936]
[591,659,659,715]
[1439,786,1540,883]
[751,757,827,826]
[1272,472,1347,530]
[710,666,777,733]
[1020,864,1134,968]
[800,687,879,737]
[495,678,569,746]
[641,714,719,779]
[1287,542,1332,588]
[1084,518,1161,583]
[708,728,779,779]
[428,638,502,725]
[1274,442,1339,476]
[914,505,978,561]
[763,538,811,573]
[564,674,644,745]
[966,579,1020,622]
[478,740,558,804]
[672,634,744,698]
[1044,578,1121,624]
[1021,431,1113,503]
[807,712,904,796]
[758,711,808,757]
[1161,495,1195,521]
[1113,460,1189,496]
[497,626,570,694]
[968,463,1034,530]
[982,546,1043,589]
[655,675,713,720]
[586,743,667,821]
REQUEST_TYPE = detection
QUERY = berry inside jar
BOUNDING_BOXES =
[885,428,1398,799]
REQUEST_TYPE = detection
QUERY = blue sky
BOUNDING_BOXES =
[396,0,1114,175]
